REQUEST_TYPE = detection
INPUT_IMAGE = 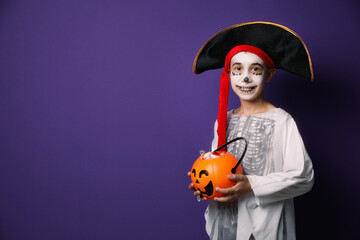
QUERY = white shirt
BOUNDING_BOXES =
[205,108,314,240]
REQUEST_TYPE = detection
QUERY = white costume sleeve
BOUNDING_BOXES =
[246,117,314,206]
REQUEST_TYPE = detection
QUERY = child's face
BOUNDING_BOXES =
[229,51,269,102]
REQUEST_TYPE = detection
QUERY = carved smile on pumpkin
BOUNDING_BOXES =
[198,180,214,196]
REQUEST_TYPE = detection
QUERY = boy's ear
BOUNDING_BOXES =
[266,68,276,82]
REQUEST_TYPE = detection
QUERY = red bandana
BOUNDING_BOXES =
[217,45,275,150]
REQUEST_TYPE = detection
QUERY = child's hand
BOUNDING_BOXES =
[214,174,252,202]
[187,171,208,202]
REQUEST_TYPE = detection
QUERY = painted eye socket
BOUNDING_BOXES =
[232,66,242,74]
[192,169,196,177]
[250,65,263,75]
[199,170,209,178]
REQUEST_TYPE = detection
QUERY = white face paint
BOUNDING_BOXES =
[229,51,269,101]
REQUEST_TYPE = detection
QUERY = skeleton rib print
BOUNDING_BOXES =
[226,115,275,176]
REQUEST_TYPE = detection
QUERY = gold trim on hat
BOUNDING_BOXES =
[193,21,314,81]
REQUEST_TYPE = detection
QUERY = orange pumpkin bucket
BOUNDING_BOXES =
[190,137,248,199]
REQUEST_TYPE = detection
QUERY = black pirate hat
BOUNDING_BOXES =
[193,21,313,79]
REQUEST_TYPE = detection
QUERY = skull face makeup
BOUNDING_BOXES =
[230,51,270,101]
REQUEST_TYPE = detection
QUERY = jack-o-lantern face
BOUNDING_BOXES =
[191,169,214,197]
[190,151,243,200]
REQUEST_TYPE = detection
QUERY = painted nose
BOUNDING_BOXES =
[196,179,199,183]
[243,77,250,83]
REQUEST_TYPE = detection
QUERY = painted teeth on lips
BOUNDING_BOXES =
[236,85,257,93]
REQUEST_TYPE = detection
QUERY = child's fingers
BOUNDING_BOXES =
[216,185,237,194]
[201,196,208,201]
[188,183,197,191]
[193,190,201,196]
[214,195,237,202]
[228,174,245,181]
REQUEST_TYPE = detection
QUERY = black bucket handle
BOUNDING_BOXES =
[212,137,248,174]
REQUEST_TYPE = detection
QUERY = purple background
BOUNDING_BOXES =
[0,0,359,239]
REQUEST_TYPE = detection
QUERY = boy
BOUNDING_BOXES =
[188,22,314,240]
